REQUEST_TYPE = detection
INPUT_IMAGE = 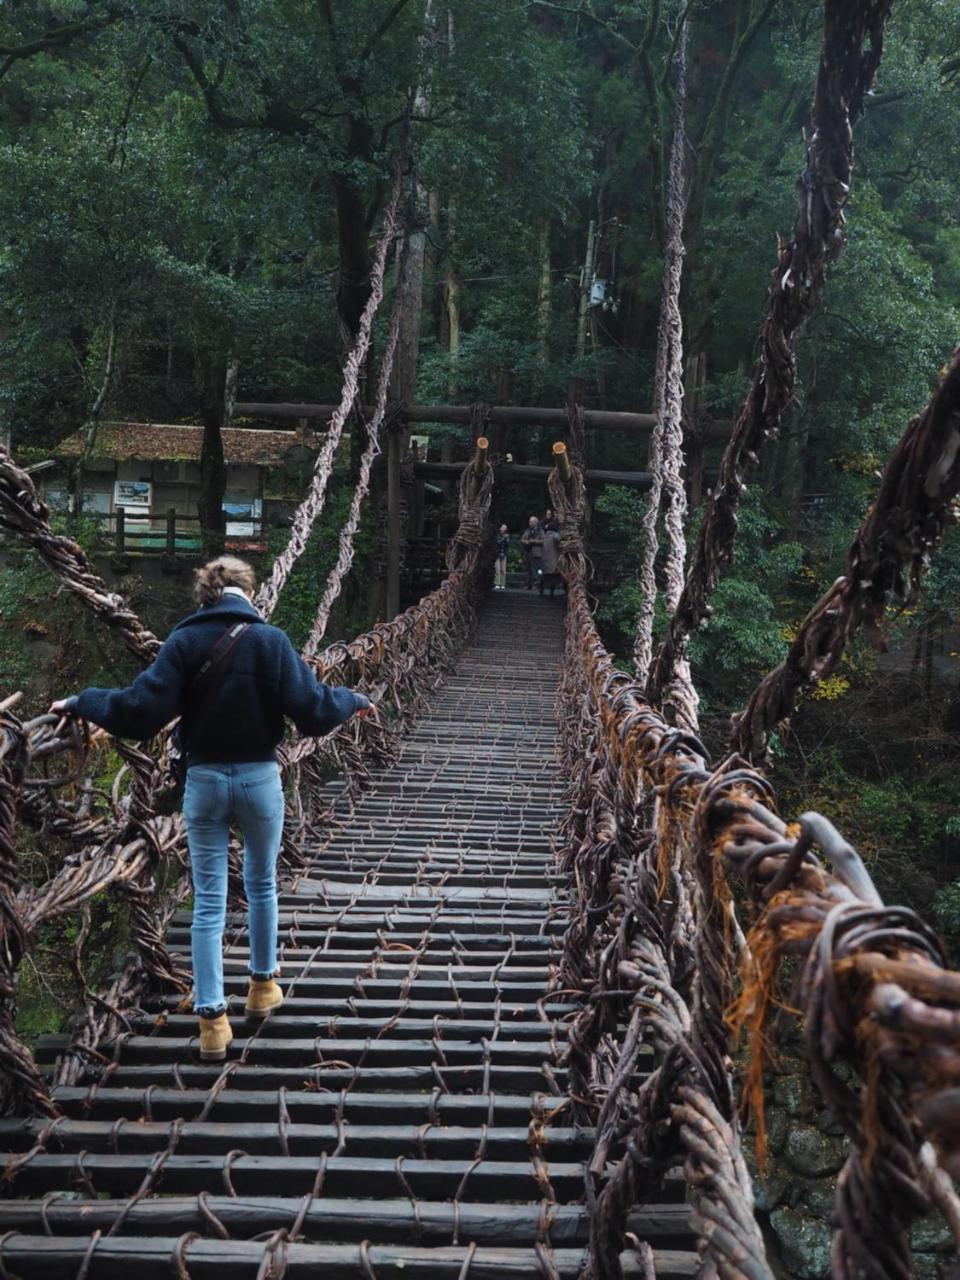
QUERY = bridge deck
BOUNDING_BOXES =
[1,593,696,1277]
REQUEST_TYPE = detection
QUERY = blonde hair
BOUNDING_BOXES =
[193,556,257,606]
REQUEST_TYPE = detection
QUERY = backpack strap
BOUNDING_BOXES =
[190,621,253,697]
[182,621,254,726]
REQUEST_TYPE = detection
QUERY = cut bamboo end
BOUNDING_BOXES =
[473,437,489,475]
[552,441,573,484]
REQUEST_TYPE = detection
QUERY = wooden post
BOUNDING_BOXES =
[684,352,707,509]
[469,436,489,503]
[552,441,572,486]
[473,436,489,476]
[115,506,125,556]
[472,435,489,479]
[166,508,177,558]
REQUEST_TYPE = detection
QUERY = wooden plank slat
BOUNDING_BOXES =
[0,1236,699,1279]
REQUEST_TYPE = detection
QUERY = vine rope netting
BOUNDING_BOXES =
[547,432,960,1278]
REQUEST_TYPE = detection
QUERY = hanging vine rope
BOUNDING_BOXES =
[0,448,161,665]
[632,20,698,735]
[254,166,404,619]
[732,344,960,757]
[301,283,406,658]
[648,0,894,706]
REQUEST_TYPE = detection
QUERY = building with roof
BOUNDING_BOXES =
[42,421,324,553]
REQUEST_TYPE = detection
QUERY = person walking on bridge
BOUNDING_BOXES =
[520,515,543,590]
[539,521,563,598]
[50,555,373,1061]
[494,524,510,590]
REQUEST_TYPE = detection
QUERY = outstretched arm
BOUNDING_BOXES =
[279,636,370,736]
[53,637,187,739]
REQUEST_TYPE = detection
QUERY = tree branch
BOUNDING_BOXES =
[526,0,639,51]
[171,32,312,136]
[359,0,416,61]
[107,55,151,166]
[0,5,126,80]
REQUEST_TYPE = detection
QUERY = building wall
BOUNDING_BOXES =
[42,459,265,541]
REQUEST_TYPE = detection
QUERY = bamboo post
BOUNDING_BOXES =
[473,436,489,476]
[166,508,177,558]
[469,436,489,500]
[115,506,125,555]
[552,441,573,486]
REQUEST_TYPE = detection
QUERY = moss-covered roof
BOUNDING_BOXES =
[56,422,315,467]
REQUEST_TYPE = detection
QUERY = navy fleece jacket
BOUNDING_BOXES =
[68,595,368,765]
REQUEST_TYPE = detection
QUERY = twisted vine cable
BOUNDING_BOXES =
[255,166,404,619]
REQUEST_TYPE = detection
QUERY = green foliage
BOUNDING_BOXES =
[592,486,805,715]
[265,479,377,651]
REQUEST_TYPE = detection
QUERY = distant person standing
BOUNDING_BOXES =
[494,524,510,590]
[540,522,563,598]
[520,516,543,591]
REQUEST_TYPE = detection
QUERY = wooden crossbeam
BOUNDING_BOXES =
[235,401,733,436]
[414,460,654,489]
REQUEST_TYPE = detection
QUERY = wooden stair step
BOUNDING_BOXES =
[0,1236,699,1279]
[0,1197,694,1248]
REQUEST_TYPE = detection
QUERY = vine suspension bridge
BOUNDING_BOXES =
[4,1,960,1277]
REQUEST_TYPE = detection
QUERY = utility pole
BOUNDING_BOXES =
[683,352,707,509]
[575,218,596,362]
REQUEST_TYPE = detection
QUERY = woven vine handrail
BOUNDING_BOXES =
[549,437,960,1277]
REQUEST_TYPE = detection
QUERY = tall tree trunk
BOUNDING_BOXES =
[383,0,435,618]
[197,353,230,557]
[332,168,375,343]
[575,217,596,363]
[445,264,461,400]
[75,301,119,515]
[533,221,552,399]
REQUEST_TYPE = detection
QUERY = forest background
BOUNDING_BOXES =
[2,0,960,1019]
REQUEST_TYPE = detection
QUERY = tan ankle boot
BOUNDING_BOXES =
[245,978,284,1018]
[198,1012,233,1061]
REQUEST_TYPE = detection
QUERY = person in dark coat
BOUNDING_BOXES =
[520,516,543,590]
[50,555,373,1060]
[494,524,510,590]
[539,523,563,598]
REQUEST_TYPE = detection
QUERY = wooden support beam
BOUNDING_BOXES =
[236,401,680,433]
[414,461,653,490]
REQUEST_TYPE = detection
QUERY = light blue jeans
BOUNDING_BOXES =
[183,761,285,1015]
